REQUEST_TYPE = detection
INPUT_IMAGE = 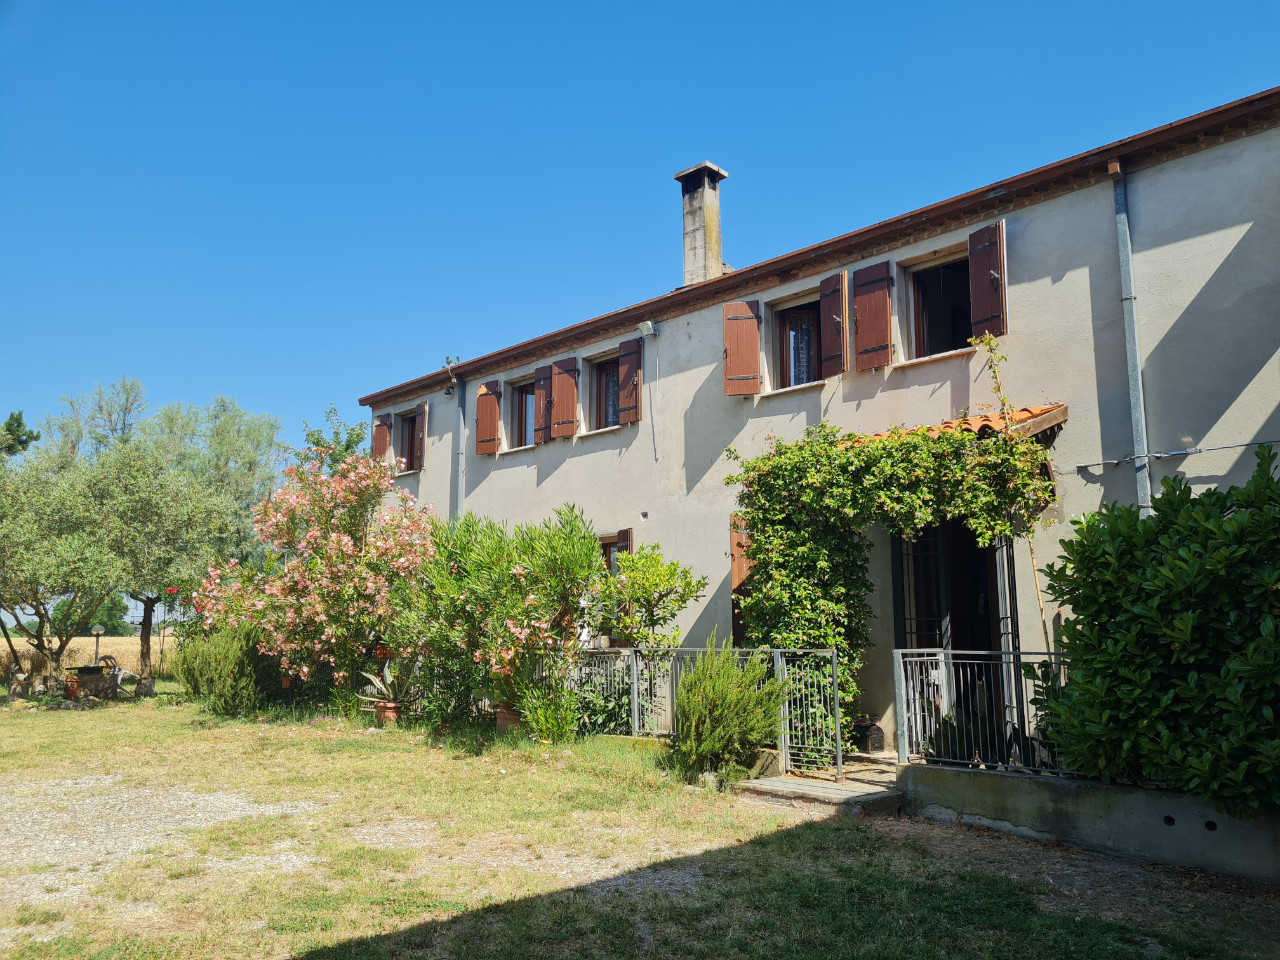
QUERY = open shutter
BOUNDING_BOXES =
[475,381,500,456]
[550,357,579,439]
[618,337,642,424]
[533,365,552,443]
[414,402,428,470]
[819,271,849,378]
[616,528,632,555]
[852,261,892,371]
[371,414,392,461]
[730,514,752,591]
[969,221,1007,338]
[722,300,761,395]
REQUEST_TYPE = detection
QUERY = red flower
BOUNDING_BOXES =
[166,586,179,595]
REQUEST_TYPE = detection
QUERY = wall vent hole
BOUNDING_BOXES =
[1205,821,1218,832]
[1163,815,1176,827]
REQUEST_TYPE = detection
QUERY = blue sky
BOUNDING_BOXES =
[2,0,1277,448]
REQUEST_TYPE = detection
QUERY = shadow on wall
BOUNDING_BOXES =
[683,364,742,495]
[684,571,732,647]
[287,814,1149,960]
[1140,222,1280,491]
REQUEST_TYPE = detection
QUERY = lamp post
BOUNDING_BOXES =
[91,625,104,665]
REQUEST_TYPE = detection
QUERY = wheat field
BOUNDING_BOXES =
[2,634,172,678]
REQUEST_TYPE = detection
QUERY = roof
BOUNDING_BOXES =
[360,87,1280,409]
[861,404,1069,442]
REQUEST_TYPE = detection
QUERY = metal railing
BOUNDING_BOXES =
[570,648,843,779]
[893,648,1069,775]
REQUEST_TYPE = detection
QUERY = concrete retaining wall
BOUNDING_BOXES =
[899,764,1280,885]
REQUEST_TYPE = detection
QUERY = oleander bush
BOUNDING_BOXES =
[1038,447,1280,815]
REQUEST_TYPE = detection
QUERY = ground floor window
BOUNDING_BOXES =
[892,521,1017,652]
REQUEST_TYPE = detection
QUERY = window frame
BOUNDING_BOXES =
[775,303,821,390]
[908,252,973,361]
[512,381,537,449]
[594,357,621,430]
[397,410,421,472]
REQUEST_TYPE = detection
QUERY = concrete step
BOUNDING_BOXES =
[733,775,904,818]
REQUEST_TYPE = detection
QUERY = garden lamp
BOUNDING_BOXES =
[91,624,104,664]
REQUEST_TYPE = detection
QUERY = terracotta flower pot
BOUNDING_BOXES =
[374,701,401,728]
[281,676,293,689]
[64,676,79,701]
[495,704,521,734]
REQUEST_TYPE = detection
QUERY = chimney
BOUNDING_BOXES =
[674,162,728,286]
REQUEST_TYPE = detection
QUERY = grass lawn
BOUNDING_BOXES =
[0,687,1274,960]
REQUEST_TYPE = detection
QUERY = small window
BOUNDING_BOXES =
[513,382,536,448]
[777,303,821,388]
[595,358,620,430]
[911,257,972,358]
[398,412,421,471]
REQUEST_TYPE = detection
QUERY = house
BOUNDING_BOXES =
[358,88,1280,748]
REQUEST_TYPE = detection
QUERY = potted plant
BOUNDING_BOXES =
[357,661,408,727]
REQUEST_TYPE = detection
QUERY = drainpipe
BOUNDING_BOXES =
[1111,161,1153,517]
[450,377,467,519]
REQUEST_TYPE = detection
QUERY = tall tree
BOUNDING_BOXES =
[92,445,234,694]
[0,455,125,678]
[40,377,148,462]
[0,411,40,458]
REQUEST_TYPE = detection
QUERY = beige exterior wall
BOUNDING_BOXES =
[369,126,1280,746]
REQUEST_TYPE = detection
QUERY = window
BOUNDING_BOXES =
[911,257,972,358]
[599,528,632,572]
[595,358,620,429]
[513,382,536,447]
[902,221,1008,361]
[396,402,426,470]
[777,304,820,388]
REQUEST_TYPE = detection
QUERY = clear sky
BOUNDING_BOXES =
[2,1,1278,448]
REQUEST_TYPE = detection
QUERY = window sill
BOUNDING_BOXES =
[759,378,828,399]
[892,346,978,371]
[395,469,422,477]
[577,423,629,439]
[497,444,535,457]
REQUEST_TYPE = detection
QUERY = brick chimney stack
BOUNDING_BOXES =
[674,162,728,286]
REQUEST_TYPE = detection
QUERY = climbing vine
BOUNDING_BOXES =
[725,335,1057,717]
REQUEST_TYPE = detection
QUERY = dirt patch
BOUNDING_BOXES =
[0,773,319,904]
[869,815,1280,954]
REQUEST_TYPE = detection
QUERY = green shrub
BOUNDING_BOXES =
[172,627,274,715]
[1040,447,1280,815]
[577,676,631,735]
[673,636,785,781]
[516,677,580,743]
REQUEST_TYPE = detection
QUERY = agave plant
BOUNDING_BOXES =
[356,661,409,705]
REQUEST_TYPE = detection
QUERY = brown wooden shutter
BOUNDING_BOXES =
[618,338,642,424]
[532,365,552,443]
[475,381,501,455]
[852,261,893,372]
[371,414,391,460]
[550,357,579,439]
[969,221,1007,338]
[616,528,632,554]
[730,514,753,591]
[414,401,428,470]
[819,271,849,379]
[722,300,761,395]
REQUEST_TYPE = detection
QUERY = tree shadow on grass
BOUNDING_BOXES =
[291,815,1212,960]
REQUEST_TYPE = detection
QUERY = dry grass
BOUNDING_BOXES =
[0,691,1273,960]
[2,635,169,678]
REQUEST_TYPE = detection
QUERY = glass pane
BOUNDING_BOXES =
[603,365,620,427]
[522,390,535,445]
[791,318,816,385]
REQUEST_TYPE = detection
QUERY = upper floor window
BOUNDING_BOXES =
[595,358,620,429]
[396,404,426,471]
[910,257,972,358]
[513,382,537,447]
[777,303,821,388]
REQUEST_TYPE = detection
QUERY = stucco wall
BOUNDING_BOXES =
[371,127,1279,746]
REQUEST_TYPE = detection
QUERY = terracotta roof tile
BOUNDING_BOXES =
[861,403,1068,442]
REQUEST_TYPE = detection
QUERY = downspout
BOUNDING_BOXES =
[1111,161,1154,517]
[450,376,467,519]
